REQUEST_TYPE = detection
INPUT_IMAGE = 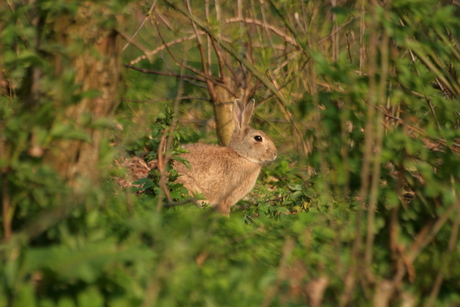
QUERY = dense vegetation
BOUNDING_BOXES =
[1,0,460,306]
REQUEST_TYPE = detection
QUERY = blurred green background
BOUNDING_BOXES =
[1,0,460,306]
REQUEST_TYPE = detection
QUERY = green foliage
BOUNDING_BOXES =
[125,108,191,201]
[2,0,460,306]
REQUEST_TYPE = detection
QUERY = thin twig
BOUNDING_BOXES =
[346,32,353,63]
[156,129,171,212]
[122,0,158,52]
[403,28,443,132]
[392,201,458,286]
[124,96,210,104]
[156,50,187,212]
[150,22,237,97]
[185,0,216,100]
[117,29,151,57]
[360,2,379,285]
[124,64,206,83]
[424,200,460,307]
[365,5,390,284]
[163,0,309,154]
[318,16,358,44]
[129,33,201,65]
[340,5,367,305]
[365,101,460,151]
[225,17,298,47]
[2,176,11,241]
[260,238,295,307]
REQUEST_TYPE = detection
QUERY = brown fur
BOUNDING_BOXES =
[173,99,277,216]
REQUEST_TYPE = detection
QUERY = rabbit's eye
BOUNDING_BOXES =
[254,135,263,142]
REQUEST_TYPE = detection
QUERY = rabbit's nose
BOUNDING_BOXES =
[267,150,277,161]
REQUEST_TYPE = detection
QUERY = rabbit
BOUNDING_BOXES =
[173,99,277,216]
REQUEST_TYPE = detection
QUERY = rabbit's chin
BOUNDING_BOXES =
[243,156,264,164]
[242,155,276,164]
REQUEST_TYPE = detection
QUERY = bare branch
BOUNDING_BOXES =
[156,128,172,212]
[225,17,298,47]
[425,202,460,307]
[185,0,217,100]
[122,0,158,52]
[124,96,210,104]
[124,64,206,82]
[2,177,11,241]
[117,29,152,57]
[129,33,202,65]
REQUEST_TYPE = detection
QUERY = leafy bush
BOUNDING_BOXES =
[2,0,460,306]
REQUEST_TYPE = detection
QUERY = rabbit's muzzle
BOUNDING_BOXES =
[262,148,277,162]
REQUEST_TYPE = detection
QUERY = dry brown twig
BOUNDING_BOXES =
[122,0,158,52]
[156,128,172,212]
[129,33,202,65]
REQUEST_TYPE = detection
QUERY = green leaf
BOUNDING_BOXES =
[77,287,103,307]
[90,118,116,129]
[13,283,36,307]
[81,90,101,99]
[57,297,76,307]
[50,124,91,142]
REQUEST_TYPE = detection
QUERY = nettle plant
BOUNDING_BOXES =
[123,108,191,202]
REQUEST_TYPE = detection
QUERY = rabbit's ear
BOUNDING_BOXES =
[233,99,255,131]
[233,99,245,130]
[243,99,255,128]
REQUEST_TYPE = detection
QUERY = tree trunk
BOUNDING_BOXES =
[42,3,123,188]
[213,76,239,146]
